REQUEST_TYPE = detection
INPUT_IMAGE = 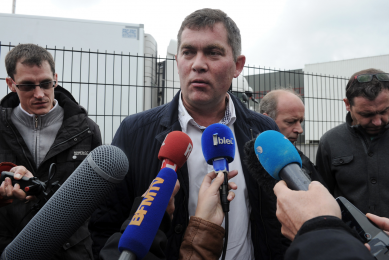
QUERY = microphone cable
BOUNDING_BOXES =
[220,170,229,260]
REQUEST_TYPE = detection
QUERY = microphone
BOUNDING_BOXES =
[201,123,235,213]
[118,131,192,260]
[158,131,193,171]
[1,145,129,260]
[254,130,310,191]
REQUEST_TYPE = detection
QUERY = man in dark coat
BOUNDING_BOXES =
[89,8,286,260]
[0,44,101,259]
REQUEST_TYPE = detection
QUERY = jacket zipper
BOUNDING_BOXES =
[2,109,36,175]
[35,116,38,164]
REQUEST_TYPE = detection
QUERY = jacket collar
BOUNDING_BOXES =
[0,86,83,120]
[160,90,254,128]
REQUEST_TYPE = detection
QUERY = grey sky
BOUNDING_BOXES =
[0,0,388,70]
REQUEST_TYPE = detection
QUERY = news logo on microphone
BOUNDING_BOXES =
[202,123,235,166]
[130,177,166,226]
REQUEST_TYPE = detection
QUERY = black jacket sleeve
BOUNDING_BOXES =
[99,197,171,260]
[285,216,374,260]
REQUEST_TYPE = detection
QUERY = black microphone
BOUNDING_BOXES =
[1,145,129,260]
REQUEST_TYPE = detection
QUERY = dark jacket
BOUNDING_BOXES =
[297,149,326,184]
[284,216,373,260]
[316,112,389,217]
[0,86,102,259]
[89,91,287,260]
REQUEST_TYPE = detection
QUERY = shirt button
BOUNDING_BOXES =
[371,178,377,184]
[73,156,77,159]
[74,138,77,141]
[175,224,183,234]
[368,152,374,157]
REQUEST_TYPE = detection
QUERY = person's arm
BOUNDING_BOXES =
[315,140,335,194]
[274,181,374,260]
[180,170,237,260]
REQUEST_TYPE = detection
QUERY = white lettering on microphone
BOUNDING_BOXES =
[184,143,193,159]
[217,137,234,145]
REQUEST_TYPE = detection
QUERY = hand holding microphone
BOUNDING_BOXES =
[118,131,193,260]
[195,170,238,226]
[273,180,341,241]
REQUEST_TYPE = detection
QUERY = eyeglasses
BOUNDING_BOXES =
[354,73,389,83]
[10,78,56,92]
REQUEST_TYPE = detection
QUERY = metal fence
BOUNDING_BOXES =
[0,43,350,163]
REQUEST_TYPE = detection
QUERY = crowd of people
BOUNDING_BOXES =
[1,7,389,260]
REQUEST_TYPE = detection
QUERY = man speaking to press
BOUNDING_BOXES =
[89,8,286,260]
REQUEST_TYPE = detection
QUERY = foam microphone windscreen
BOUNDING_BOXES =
[254,130,301,180]
[201,123,235,165]
[118,167,177,259]
[1,145,129,260]
[158,131,193,169]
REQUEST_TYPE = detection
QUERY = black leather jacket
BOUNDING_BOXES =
[0,86,101,260]
[89,91,288,260]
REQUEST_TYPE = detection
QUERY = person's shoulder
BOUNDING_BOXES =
[120,103,170,133]
[320,122,347,141]
[247,110,279,131]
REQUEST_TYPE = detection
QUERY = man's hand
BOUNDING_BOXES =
[0,166,34,200]
[365,213,389,251]
[166,180,180,220]
[195,170,238,226]
[274,180,341,241]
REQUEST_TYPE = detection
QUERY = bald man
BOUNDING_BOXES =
[260,89,325,183]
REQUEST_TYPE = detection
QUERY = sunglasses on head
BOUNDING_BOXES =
[10,78,56,92]
[354,73,389,83]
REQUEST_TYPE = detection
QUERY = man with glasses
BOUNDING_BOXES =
[0,44,101,259]
[316,68,389,218]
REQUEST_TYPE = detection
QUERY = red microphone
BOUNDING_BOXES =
[158,131,193,172]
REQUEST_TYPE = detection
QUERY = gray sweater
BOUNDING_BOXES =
[11,100,64,166]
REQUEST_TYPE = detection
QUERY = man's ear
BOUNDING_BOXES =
[175,55,179,75]
[233,55,246,78]
[6,78,17,93]
[343,98,351,112]
[263,112,269,117]
[54,73,58,88]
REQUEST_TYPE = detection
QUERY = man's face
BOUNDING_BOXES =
[273,93,305,143]
[176,23,245,110]
[6,61,57,115]
[344,90,389,135]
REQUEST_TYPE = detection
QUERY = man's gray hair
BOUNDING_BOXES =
[5,43,55,79]
[260,88,302,119]
[177,8,241,61]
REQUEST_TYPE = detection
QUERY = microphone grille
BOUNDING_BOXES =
[2,145,128,260]
[89,145,129,180]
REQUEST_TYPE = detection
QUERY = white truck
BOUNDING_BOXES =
[0,12,158,143]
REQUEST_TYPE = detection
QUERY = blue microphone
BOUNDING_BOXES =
[118,167,177,260]
[254,130,310,191]
[201,123,235,212]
